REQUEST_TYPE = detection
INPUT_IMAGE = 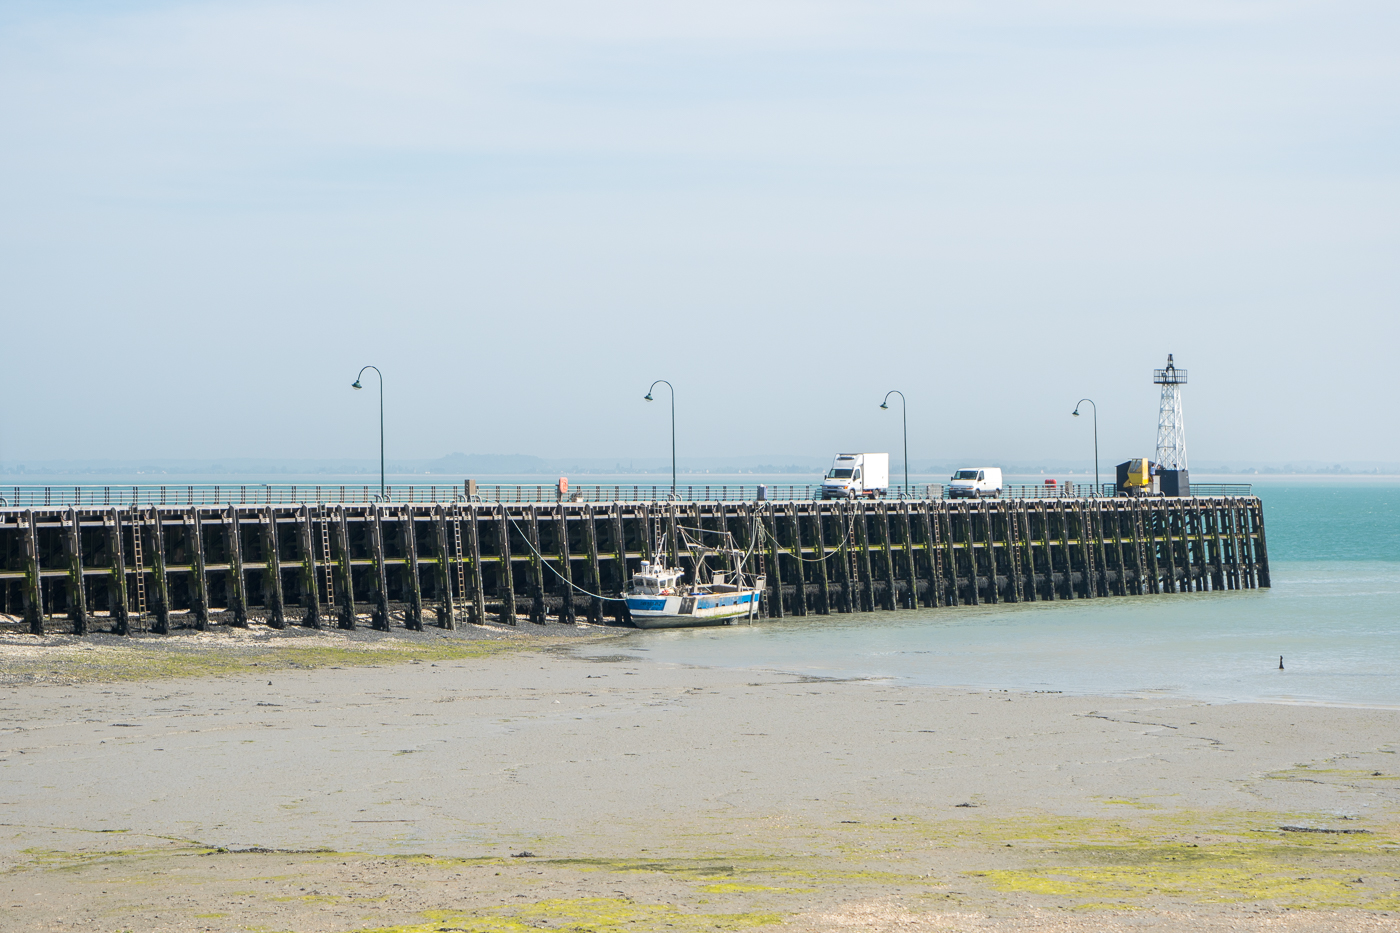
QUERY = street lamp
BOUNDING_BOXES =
[880,390,907,497]
[352,365,385,500]
[1072,398,1099,494]
[644,380,675,498]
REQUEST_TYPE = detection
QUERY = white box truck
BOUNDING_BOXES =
[821,453,890,499]
[947,467,1003,499]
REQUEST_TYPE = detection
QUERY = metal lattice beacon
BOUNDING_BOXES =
[1154,354,1190,497]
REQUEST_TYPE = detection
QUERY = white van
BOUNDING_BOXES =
[947,467,1003,499]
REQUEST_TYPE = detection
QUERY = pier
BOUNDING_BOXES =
[0,491,1268,635]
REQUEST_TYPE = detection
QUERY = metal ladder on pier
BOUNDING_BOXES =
[319,507,335,607]
[451,506,468,605]
[131,512,147,622]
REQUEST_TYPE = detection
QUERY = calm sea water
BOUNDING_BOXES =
[580,481,1400,707]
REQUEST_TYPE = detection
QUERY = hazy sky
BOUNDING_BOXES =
[1,1,1396,469]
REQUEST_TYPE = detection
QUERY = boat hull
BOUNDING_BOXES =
[626,591,760,629]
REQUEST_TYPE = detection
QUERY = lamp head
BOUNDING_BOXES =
[879,402,888,410]
[1072,408,1080,417]
[644,393,653,401]
[352,380,362,390]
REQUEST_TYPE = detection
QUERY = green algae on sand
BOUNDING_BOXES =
[315,897,782,933]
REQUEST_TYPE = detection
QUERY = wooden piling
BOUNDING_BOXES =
[107,508,130,635]
[1251,501,1271,588]
[432,506,456,629]
[879,503,898,610]
[583,504,604,623]
[833,502,855,612]
[402,507,424,630]
[335,507,356,629]
[940,503,958,607]
[227,507,249,628]
[1018,501,1037,602]
[899,503,919,609]
[149,507,171,634]
[525,506,547,624]
[21,511,42,635]
[1208,503,1227,591]
[369,507,391,631]
[762,506,785,617]
[298,506,323,629]
[189,508,211,630]
[466,505,486,625]
[263,506,286,628]
[609,504,627,621]
[1144,502,1162,595]
[960,502,979,606]
[1161,500,1180,594]
[856,503,876,611]
[66,507,88,635]
[497,506,517,625]
[555,506,575,623]
[813,503,833,614]
[980,499,999,604]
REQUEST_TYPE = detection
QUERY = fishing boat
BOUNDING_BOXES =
[625,532,766,629]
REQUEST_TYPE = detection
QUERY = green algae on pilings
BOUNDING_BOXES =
[327,897,782,933]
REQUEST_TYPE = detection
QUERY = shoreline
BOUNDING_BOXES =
[1,635,1398,931]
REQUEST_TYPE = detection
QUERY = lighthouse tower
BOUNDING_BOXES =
[1153,355,1189,496]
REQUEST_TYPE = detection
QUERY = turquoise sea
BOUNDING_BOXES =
[581,480,1400,708]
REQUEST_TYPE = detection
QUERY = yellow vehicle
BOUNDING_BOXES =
[1116,459,1159,497]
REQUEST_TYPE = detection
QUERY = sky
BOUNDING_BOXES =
[1,1,1396,471]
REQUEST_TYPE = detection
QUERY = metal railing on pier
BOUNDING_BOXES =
[0,481,1254,509]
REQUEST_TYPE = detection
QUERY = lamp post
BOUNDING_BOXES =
[352,365,385,500]
[1072,398,1099,495]
[644,380,675,498]
[880,390,908,497]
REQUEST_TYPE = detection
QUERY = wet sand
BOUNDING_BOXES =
[1,627,1398,931]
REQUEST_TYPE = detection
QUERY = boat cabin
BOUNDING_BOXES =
[631,561,684,596]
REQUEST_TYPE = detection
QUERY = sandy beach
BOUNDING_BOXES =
[1,626,1398,932]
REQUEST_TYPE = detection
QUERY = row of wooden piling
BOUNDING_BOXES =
[0,496,1267,635]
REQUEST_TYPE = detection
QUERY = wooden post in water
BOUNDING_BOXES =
[832,502,855,612]
[227,507,249,628]
[1075,501,1096,599]
[1251,501,1271,588]
[980,499,999,604]
[958,502,978,606]
[787,503,809,615]
[189,508,210,630]
[811,504,832,614]
[899,503,919,609]
[497,506,518,625]
[1161,501,1179,594]
[1091,500,1110,597]
[1144,502,1162,595]
[107,508,130,635]
[298,506,322,628]
[1017,501,1037,603]
[919,502,943,607]
[1056,501,1075,601]
[66,508,88,634]
[402,507,424,630]
[940,503,959,607]
[1208,503,1227,591]
[879,502,897,611]
[762,505,785,617]
[1110,501,1130,596]
[263,506,286,628]
[856,503,876,612]
[1035,503,1056,602]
